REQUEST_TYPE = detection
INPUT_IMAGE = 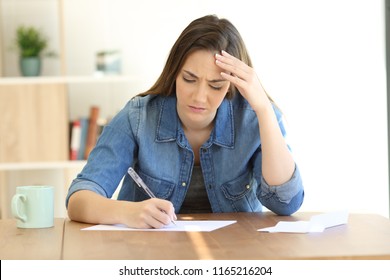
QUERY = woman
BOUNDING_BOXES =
[66,15,304,229]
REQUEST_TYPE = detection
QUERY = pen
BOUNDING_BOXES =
[128,167,177,226]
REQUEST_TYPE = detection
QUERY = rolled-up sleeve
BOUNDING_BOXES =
[259,164,304,215]
[65,99,139,209]
[65,178,108,208]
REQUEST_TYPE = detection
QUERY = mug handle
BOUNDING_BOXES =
[12,194,27,222]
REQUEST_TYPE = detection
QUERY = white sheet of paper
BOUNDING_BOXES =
[258,210,349,233]
[81,220,236,232]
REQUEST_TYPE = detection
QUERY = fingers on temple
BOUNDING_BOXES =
[216,53,248,80]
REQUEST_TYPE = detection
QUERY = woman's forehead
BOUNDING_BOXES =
[181,50,223,79]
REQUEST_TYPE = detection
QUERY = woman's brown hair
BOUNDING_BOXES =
[140,14,252,99]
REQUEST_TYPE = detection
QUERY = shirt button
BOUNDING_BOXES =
[181,182,186,187]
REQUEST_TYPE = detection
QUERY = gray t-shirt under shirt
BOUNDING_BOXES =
[179,166,212,214]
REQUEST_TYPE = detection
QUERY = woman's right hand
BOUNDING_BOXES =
[122,198,177,229]
[67,190,176,229]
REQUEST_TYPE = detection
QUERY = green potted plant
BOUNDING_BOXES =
[15,25,49,76]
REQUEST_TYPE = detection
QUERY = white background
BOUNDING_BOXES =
[1,0,388,217]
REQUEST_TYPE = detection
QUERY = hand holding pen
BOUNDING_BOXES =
[128,167,177,226]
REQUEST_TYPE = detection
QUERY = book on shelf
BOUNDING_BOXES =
[69,106,107,160]
[78,117,89,160]
[70,119,81,160]
[84,106,100,159]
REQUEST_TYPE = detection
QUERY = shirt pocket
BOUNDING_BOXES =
[220,171,261,212]
[137,169,175,200]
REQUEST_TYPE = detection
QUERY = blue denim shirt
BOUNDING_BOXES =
[66,94,304,215]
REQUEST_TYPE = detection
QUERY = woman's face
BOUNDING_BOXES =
[176,50,230,131]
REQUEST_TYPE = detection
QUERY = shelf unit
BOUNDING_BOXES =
[0,1,144,219]
[0,75,140,84]
[0,75,139,219]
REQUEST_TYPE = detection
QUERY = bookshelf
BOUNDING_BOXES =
[0,1,146,219]
[0,75,140,219]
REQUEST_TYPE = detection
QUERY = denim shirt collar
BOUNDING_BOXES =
[156,96,234,148]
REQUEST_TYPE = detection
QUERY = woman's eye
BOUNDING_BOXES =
[210,85,222,91]
[183,77,195,83]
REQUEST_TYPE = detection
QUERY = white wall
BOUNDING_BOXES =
[1,0,389,217]
[1,0,61,76]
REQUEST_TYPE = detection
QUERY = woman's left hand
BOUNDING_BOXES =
[217,51,295,186]
[215,50,270,112]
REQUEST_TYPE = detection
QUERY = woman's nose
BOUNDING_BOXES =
[193,85,208,102]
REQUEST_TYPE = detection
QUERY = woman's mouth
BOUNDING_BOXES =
[189,105,205,113]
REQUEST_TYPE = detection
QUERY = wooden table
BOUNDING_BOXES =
[0,218,64,260]
[62,212,390,260]
[2,213,390,260]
